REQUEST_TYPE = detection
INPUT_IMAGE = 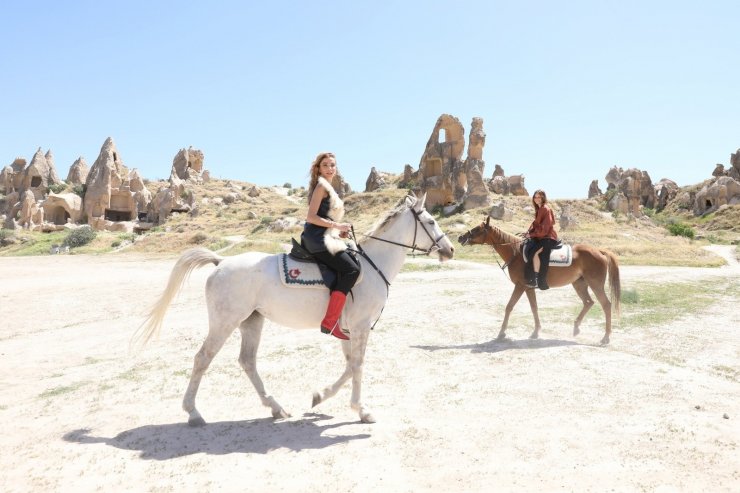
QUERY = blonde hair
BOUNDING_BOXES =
[308,152,336,201]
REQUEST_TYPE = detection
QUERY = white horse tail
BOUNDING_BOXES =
[130,248,223,350]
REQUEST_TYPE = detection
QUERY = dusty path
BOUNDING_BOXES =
[0,250,738,492]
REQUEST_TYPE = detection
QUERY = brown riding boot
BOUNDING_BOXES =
[320,291,349,340]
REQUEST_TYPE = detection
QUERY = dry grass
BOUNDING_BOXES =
[1,179,737,267]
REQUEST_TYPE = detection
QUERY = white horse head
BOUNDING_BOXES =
[133,193,454,425]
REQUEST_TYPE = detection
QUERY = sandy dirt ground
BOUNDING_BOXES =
[1,247,738,492]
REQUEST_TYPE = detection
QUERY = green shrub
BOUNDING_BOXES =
[0,229,15,247]
[72,184,87,198]
[667,222,695,239]
[190,232,208,244]
[48,182,68,194]
[63,226,96,248]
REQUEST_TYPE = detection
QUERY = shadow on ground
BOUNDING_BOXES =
[63,412,369,460]
[413,337,603,354]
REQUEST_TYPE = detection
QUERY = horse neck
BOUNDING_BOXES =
[487,227,520,262]
[358,213,416,283]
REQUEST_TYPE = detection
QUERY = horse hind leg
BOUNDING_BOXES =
[183,321,234,426]
[572,277,595,338]
[238,312,290,419]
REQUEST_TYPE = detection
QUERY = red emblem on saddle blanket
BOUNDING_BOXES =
[288,268,301,279]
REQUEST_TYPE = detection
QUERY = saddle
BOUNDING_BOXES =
[521,239,573,267]
[280,238,362,289]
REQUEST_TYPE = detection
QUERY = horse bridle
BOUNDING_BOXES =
[357,208,448,256]
[461,224,523,275]
[348,207,447,290]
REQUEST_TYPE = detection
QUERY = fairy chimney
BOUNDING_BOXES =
[66,157,89,186]
[84,137,148,230]
[418,114,466,207]
[20,148,62,200]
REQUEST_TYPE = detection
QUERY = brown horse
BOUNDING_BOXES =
[458,216,621,344]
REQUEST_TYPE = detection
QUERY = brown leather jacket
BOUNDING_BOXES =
[528,205,558,240]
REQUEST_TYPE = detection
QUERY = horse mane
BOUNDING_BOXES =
[357,195,414,247]
[490,223,523,247]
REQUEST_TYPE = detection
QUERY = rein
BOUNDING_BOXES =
[462,227,524,281]
[356,208,448,256]
[346,207,446,330]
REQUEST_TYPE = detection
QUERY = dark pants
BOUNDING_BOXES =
[525,238,559,288]
[310,250,360,294]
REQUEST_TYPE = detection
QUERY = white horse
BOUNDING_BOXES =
[133,193,454,425]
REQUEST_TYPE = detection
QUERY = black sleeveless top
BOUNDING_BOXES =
[302,195,332,253]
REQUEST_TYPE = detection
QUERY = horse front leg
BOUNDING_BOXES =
[524,288,542,339]
[311,339,353,409]
[498,285,526,340]
[238,313,290,419]
[347,327,374,423]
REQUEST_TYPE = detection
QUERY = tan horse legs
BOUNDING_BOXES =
[496,284,542,340]
[497,276,611,344]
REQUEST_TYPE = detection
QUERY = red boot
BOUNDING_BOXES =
[321,291,349,340]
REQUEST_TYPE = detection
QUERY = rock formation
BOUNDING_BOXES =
[365,167,387,192]
[84,137,151,231]
[19,148,62,200]
[66,157,89,186]
[691,149,740,215]
[171,147,207,183]
[417,114,467,207]
[654,178,679,211]
[463,164,491,209]
[602,166,657,216]
[588,180,602,198]
[42,193,83,226]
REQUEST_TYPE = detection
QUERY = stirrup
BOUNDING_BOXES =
[321,321,349,340]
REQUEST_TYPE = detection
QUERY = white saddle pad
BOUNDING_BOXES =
[548,245,573,267]
[278,254,363,289]
[523,244,573,267]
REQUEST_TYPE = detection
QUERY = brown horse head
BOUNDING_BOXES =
[458,216,493,246]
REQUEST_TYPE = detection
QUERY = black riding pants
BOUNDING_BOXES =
[310,250,360,294]
[527,238,559,269]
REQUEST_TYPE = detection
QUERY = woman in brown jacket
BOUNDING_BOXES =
[524,189,558,290]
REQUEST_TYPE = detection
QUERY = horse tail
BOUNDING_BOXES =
[130,248,223,350]
[604,250,621,317]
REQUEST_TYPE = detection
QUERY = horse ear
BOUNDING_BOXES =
[416,192,427,210]
[485,215,490,226]
[404,193,416,208]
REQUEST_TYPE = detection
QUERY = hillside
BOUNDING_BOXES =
[0,178,738,267]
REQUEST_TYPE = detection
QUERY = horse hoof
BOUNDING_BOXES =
[496,333,507,341]
[311,392,321,408]
[188,416,206,427]
[529,332,539,340]
[600,336,610,345]
[573,328,580,337]
[273,409,291,419]
[360,412,376,424]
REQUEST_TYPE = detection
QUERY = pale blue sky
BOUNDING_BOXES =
[2,0,738,199]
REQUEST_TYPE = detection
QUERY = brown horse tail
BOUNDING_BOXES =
[603,250,621,317]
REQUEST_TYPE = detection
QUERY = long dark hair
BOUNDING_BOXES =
[532,189,548,211]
